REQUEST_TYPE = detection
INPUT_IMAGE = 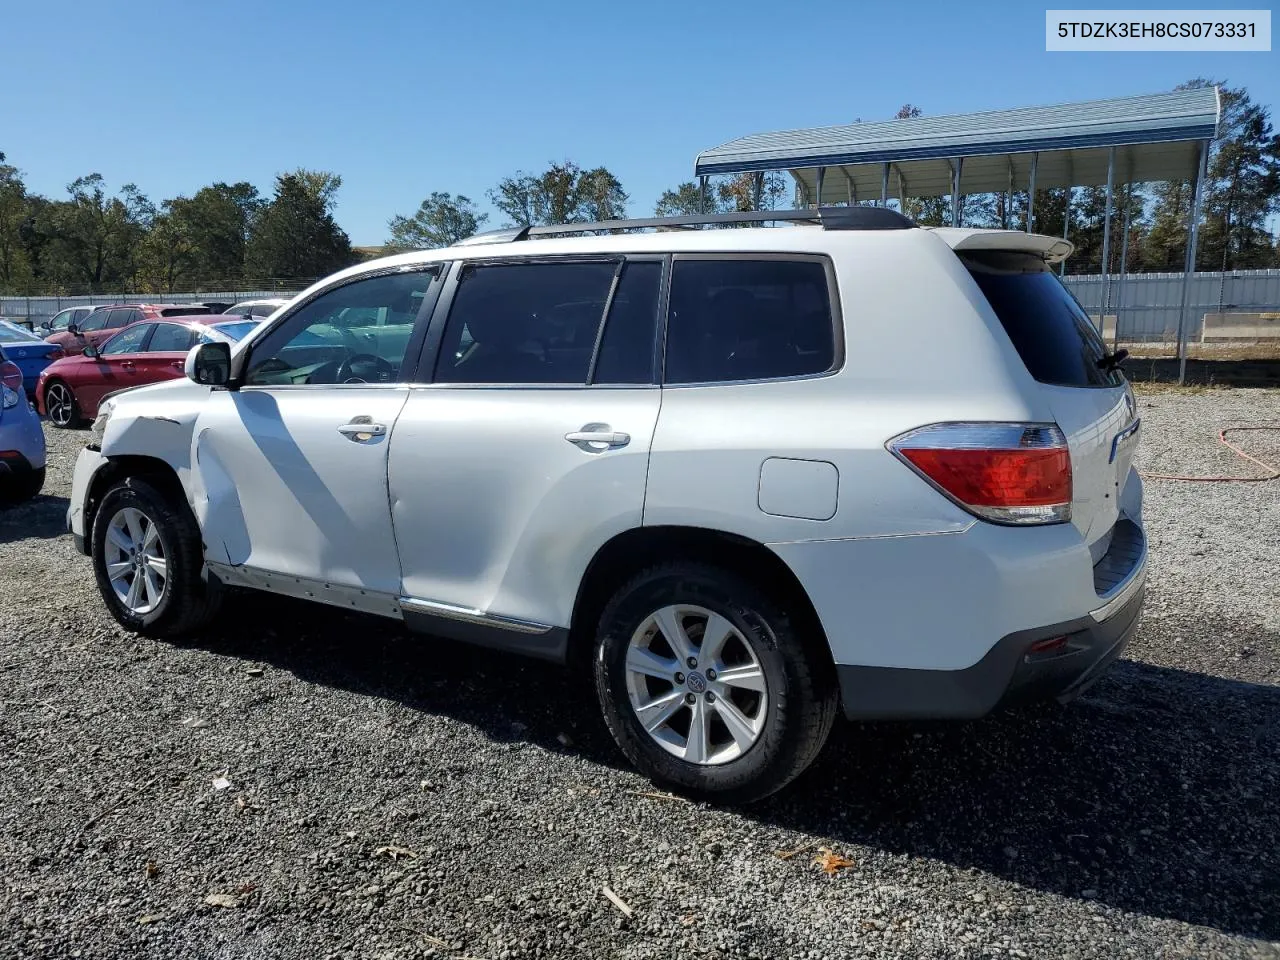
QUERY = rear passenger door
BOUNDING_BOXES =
[389,257,664,644]
[644,255,844,542]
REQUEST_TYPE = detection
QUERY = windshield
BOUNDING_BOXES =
[0,320,40,343]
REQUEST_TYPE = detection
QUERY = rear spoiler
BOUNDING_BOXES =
[929,228,1074,265]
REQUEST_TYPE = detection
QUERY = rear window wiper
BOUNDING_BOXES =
[1097,348,1129,371]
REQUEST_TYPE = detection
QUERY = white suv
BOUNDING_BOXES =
[67,208,1145,802]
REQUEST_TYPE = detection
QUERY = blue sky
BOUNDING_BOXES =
[5,0,1277,245]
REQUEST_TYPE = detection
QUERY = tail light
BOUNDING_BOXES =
[0,360,22,392]
[48,348,65,360]
[888,423,1071,525]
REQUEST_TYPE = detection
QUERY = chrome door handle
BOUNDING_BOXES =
[338,419,386,441]
[565,425,630,450]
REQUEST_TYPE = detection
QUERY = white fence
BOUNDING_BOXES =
[1063,269,1280,342]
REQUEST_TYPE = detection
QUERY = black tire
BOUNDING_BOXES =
[44,379,84,429]
[0,467,45,505]
[91,476,223,637]
[594,562,837,804]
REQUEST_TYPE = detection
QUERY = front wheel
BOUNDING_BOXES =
[91,476,223,637]
[594,562,837,804]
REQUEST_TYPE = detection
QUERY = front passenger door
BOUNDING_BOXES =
[191,266,444,604]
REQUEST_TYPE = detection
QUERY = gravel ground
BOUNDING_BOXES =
[1,389,1278,960]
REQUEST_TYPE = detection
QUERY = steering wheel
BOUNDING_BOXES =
[336,353,395,384]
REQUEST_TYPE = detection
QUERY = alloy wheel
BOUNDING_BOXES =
[623,604,769,766]
[103,507,168,615]
[46,383,75,427]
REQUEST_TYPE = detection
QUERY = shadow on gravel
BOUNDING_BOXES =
[184,595,1279,942]
[0,495,70,543]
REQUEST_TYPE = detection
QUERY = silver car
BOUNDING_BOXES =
[0,345,47,503]
[67,209,1145,801]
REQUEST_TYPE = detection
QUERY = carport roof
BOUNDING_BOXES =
[693,88,1220,198]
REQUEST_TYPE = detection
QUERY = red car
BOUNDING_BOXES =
[37,316,250,428]
[44,303,213,357]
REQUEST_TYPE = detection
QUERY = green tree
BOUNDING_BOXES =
[387,192,487,249]
[654,181,728,217]
[0,163,35,291]
[488,161,628,226]
[246,170,353,279]
[167,182,262,282]
[1146,80,1280,271]
[37,174,153,290]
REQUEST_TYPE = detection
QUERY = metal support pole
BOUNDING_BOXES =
[1003,161,1013,230]
[1113,188,1132,349]
[1060,186,1072,277]
[815,167,825,209]
[846,177,854,206]
[880,163,890,207]
[1099,147,1116,336]
[1176,140,1210,384]
[950,158,963,227]
[699,176,708,214]
[752,171,763,211]
[1026,153,1038,232]
[897,167,906,215]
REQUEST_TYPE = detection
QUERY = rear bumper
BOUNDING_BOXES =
[835,581,1144,719]
[0,403,47,471]
[770,500,1147,720]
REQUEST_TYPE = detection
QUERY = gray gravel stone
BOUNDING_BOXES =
[0,392,1277,958]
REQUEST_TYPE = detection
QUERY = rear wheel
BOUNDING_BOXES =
[0,467,45,504]
[91,477,223,637]
[594,562,837,804]
[44,379,82,429]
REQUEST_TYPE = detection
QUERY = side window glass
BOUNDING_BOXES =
[592,261,661,384]
[664,259,835,384]
[146,323,194,352]
[50,310,72,331]
[100,323,154,355]
[107,309,136,329]
[244,268,436,386]
[80,310,110,332]
[435,261,618,384]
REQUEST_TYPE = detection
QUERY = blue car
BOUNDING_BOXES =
[0,344,46,503]
[0,319,64,398]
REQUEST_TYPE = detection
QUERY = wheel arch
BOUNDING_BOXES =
[568,525,834,674]
[84,455,186,548]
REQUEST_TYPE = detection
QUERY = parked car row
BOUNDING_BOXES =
[37,316,265,428]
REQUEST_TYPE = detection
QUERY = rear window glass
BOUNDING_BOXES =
[962,251,1123,388]
[664,259,835,385]
[161,306,210,316]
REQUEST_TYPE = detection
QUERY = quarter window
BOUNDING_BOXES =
[664,259,836,384]
[435,260,620,385]
[100,323,153,355]
[244,268,437,386]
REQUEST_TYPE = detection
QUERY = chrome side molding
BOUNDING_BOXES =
[398,597,554,635]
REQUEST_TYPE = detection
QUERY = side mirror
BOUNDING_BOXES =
[186,341,232,387]
[67,322,80,335]
[82,345,100,359]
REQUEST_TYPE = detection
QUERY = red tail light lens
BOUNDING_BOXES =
[0,360,22,392]
[888,423,1071,525]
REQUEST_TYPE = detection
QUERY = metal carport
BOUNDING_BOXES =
[693,88,1221,382]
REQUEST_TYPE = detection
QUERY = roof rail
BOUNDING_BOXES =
[455,206,914,246]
